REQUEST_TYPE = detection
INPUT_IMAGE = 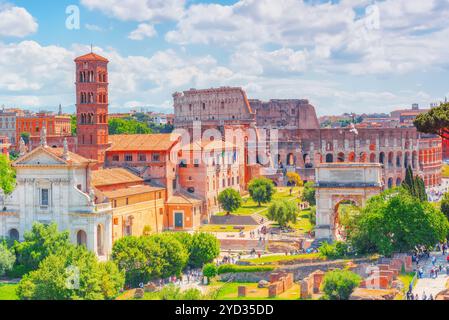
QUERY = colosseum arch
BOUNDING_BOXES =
[315,163,383,240]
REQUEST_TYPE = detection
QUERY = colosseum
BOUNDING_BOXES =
[173,87,442,189]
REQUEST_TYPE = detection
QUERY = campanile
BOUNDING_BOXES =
[75,52,110,165]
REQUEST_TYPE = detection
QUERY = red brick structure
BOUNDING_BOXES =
[75,52,110,165]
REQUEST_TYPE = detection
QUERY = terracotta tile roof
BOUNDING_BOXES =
[91,168,143,187]
[184,139,236,151]
[166,192,202,205]
[45,147,92,165]
[100,185,164,199]
[75,52,109,62]
[108,134,180,152]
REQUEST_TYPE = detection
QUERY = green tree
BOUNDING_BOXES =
[13,223,71,275]
[414,102,449,139]
[202,263,218,279]
[349,188,449,256]
[0,243,15,276]
[188,233,220,268]
[17,246,124,300]
[0,154,16,196]
[321,269,361,300]
[441,192,449,221]
[109,118,152,135]
[302,182,316,206]
[402,166,427,202]
[20,132,30,145]
[70,115,77,135]
[150,234,189,278]
[267,200,297,228]
[248,178,276,207]
[218,188,242,215]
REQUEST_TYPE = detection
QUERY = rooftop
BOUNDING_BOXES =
[75,52,109,63]
[108,133,180,152]
[91,168,143,187]
[167,192,202,205]
[100,185,164,199]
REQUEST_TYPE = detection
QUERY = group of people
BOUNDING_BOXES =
[406,291,434,300]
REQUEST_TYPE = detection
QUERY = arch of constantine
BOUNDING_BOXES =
[314,163,383,241]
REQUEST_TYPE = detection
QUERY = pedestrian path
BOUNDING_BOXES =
[413,252,449,298]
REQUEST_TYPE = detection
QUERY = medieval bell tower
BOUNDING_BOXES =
[75,52,110,165]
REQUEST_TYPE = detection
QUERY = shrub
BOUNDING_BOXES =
[202,263,218,279]
[321,269,361,300]
[318,241,349,259]
[217,264,275,274]
[0,244,15,276]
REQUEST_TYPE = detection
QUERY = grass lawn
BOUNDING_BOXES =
[212,281,300,300]
[0,283,19,300]
[216,187,302,217]
[241,252,324,265]
[443,164,449,178]
[289,209,314,234]
[199,225,256,233]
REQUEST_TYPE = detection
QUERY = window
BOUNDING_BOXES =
[125,154,133,162]
[41,189,49,206]
[138,154,146,162]
[113,200,117,208]
[158,192,162,199]
[187,187,195,194]
[202,103,206,110]
[112,155,119,162]
[179,160,187,168]
[152,153,160,162]
[194,159,200,167]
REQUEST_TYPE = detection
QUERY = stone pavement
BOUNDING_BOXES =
[413,252,449,298]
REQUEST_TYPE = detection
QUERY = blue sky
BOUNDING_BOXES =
[0,0,448,115]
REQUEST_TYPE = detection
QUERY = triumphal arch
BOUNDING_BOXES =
[314,163,383,241]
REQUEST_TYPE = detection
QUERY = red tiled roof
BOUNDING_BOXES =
[75,52,109,62]
[91,168,143,187]
[45,147,92,165]
[108,134,180,152]
[100,185,164,199]
[167,192,202,205]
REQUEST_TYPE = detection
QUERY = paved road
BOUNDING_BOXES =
[413,252,449,299]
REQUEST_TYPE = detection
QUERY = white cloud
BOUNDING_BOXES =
[81,0,185,22]
[128,23,157,40]
[85,24,105,32]
[0,5,38,37]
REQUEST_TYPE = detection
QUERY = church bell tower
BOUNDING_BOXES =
[75,52,110,165]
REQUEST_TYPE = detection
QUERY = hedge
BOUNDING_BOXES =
[217,264,275,274]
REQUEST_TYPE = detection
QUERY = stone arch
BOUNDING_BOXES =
[303,153,313,168]
[8,228,19,241]
[314,152,322,166]
[388,152,394,168]
[359,152,367,163]
[370,153,376,163]
[76,230,87,247]
[379,152,385,165]
[396,177,402,187]
[404,152,410,168]
[287,153,295,166]
[396,152,402,168]
[333,198,360,241]
[325,153,333,163]
[388,177,393,189]
[348,152,355,162]
[337,152,345,163]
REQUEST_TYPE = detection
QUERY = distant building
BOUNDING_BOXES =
[0,108,24,146]
[0,136,10,157]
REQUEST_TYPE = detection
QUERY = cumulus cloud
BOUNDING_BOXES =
[128,23,157,40]
[81,0,185,22]
[0,5,38,37]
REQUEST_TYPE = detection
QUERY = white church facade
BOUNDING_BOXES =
[0,137,113,258]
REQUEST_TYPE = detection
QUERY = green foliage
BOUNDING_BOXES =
[17,246,124,300]
[0,154,16,195]
[414,103,449,139]
[267,200,298,228]
[401,166,427,202]
[12,223,71,276]
[0,243,15,276]
[217,264,275,274]
[441,192,449,220]
[20,132,30,145]
[318,241,349,259]
[109,118,152,135]
[157,284,204,300]
[70,115,77,135]
[302,182,316,206]
[286,172,303,187]
[321,269,361,300]
[148,123,174,134]
[348,188,449,256]
[188,233,220,268]
[218,188,242,214]
[202,263,218,279]
[309,206,316,226]
[149,234,189,278]
[248,178,276,206]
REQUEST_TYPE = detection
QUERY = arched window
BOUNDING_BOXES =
[396,177,402,186]
[326,154,333,163]
[387,178,393,189]
[8,229,19,241]
[77,230,87,247]
[379,152,385,165]
[337,152,345,163]
[370,153,376,163]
